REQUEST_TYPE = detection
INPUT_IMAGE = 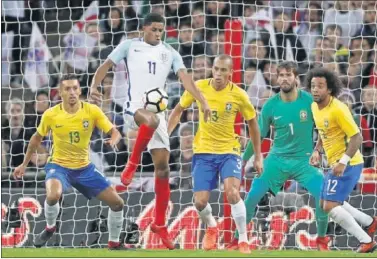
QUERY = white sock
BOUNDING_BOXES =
[231,199,248,243]
[44,200,59,229]
[197,203,217,228]
[108,209,123,243]
[342,202,373,227]
[329,206,372,243]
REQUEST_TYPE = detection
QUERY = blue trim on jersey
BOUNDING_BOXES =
[123,57,132,108]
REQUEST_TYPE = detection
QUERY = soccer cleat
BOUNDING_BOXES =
[202,226,218,251]
[150,223,175,250]
[365,216,377,239]
[238,242,251,254]
[316,236,330,251]
[34,226,56,248]
[356,241,377,253]
[225,237,239,251]
[108,241,134,250]
[120,162,138,187]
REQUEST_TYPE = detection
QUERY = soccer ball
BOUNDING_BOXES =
[142,88,168,113]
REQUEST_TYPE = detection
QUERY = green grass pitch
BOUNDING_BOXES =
[2,248,376,258]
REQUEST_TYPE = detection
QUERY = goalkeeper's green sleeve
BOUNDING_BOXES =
[242,140,254,161]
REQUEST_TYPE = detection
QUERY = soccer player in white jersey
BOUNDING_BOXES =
[90,13,210,249]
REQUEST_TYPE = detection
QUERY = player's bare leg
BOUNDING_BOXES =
[322,200,377,253]
[224,177,250,254]
[121,109,159,186]
[194,191,218,250]
[149,148,175,250]
[34,179,62,247]
[96,186,128,250]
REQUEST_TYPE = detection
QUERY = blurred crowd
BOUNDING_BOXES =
[1,0,376,193]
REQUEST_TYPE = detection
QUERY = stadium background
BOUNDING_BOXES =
[1,0,377,251]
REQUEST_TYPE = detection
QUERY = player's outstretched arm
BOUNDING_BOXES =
[13,132,43,179]
[177,70,211,122]
[247,118,263,174]
[90,59,114,104]
[167,103,185,136]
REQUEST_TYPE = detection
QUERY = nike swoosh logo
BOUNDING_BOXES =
[274,116,282,120]
[56,125,63,128]
[134,49,141,52]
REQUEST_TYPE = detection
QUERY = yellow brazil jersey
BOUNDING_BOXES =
[37,102,113,169]
[179,78,256,155]
[311,97,363,166]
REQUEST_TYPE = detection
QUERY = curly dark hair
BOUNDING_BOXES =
[305,67,343,97]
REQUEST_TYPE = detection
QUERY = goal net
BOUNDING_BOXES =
[1,0,376,250]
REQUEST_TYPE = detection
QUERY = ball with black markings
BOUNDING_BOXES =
[142,88,168,113]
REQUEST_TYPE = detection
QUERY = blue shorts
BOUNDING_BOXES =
[321,163,363,203]
[192,154,242,192]
[45,163,111,199]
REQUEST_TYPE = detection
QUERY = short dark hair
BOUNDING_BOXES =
[179,20,192,30]
[60,74,79,83]
[277,61,298,77]
[143,13,165,26]
[35,90,49,99]
[305,67,343,97]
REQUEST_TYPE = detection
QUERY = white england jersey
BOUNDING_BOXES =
[108,38,185,112]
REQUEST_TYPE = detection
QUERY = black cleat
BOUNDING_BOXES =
[34,227,56,248]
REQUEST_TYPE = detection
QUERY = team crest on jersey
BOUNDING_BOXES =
[226,103,232,112]
[324,119,329,128]
[300,110,308,121]
[83,120,89,129]
[160,52,169,63]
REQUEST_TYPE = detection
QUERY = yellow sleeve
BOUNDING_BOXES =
[36,110,51,137]
[179,90,195,109]
[336,102,359,137]
[91,104,114,133]
[239,90,256,120]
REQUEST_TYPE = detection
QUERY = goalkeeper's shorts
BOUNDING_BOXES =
[191,153,242,192]
[45,162,111,199]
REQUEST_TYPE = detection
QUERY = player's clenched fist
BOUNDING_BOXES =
[13,164,26,179]
[310,149,321,167]
[253,155,263,174]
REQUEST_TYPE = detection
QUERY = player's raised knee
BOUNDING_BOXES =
[147,114,160,129]
[135,110,160,129]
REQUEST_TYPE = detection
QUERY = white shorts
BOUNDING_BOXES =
[123,106,170,151]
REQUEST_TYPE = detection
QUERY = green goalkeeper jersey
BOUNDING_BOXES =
[243,90,314,160]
